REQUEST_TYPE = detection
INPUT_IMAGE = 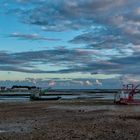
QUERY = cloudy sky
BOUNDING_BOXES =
[0,0,140,88]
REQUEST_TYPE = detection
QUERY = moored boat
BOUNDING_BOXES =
[30,90,61,101]
[114,84,140,105]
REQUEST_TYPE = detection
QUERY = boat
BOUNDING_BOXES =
[30,90,61,101]
[114,84,140,105]
[30,96,61,101]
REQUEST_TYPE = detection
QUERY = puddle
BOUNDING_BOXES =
[0,121,32,134]
[0,130,6,133]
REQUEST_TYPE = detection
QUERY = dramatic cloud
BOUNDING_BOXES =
[0,0,140,88]
[3,0,140,51]
[0,47,138,76]
[0,49,117,74]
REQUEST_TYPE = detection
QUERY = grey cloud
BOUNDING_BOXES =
[0,66,48,73]
[3,0,140,45]
[107,53,140,75]
[23,1,140,45]
[69,31,127,45]
[1,0,140,77]
[9,33,61,41]
[0,46,137,75]
[111,54,140,65]
[0,48,97,73]
[0,48,124,74]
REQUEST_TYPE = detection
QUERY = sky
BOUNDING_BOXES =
[0,0,140,89]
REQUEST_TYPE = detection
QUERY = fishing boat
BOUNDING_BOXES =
[114,84,140,105]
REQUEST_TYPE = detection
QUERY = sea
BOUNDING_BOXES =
[0,90,140,102]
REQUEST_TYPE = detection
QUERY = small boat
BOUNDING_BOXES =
[30,90,61,101]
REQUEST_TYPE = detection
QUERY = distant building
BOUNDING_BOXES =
[11,85,40,91]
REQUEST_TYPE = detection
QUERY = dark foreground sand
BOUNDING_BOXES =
[0,100,140,140]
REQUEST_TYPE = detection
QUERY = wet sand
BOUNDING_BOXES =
[0,100,140,140]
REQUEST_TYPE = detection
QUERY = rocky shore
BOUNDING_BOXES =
[0,100,140,140]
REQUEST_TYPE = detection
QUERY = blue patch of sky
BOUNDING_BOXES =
[0,6,83,52]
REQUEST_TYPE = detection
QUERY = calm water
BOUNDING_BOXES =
[0,92,140,102]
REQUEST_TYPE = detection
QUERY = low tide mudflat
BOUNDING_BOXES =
[0,99,140,140]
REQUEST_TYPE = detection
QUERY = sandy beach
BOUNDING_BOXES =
[0,100,140,140]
